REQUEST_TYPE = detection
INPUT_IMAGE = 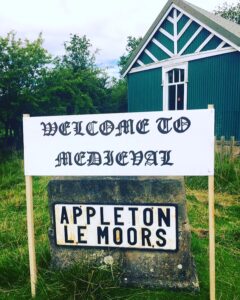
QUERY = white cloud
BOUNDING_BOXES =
[0,0,238,78]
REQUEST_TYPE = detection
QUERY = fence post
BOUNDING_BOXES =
[220,136,225,159]
[230,136,235,160]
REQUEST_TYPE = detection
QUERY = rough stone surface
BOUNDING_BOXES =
[48,176,199,291]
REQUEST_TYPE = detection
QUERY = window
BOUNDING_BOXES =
[162,63,188,111]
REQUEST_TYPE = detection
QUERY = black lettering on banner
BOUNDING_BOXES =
[159,150,174,166]
[115,119,135,136]
[129,151,143,166]
[86,207,96,225]
[72,121,84,136]
[114,207,124,225]
[143,208,153,226]
[41,122,58,136]
[64,225,74,243]
[100,207,110,225]
[145,151,158,166]
[128,207,138,226]
[97,226,109,245]
[173,117,191,133]
[55,152,72,167]
[60,206,69,224]
[99,120,114,136]
[142,228,151,246]
[127,228,137,245]
[158,208,171,227]
[116,152,129,166]
[156,117,172,134]
[113,227,123,245]
[156,229,167,247]
[77,226,87,244]
[103,151,114,166]
[74,152,86,166]
[59,121,71,136]
[86,121,98,136]
[87,152,102,166]
[136,119,150,134]
[73,207,82,224]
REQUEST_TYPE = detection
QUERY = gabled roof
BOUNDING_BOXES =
[122,0,240,77]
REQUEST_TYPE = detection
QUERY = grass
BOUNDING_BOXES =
[0,151,239,299]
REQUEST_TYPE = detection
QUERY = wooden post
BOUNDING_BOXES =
[208,105,215,300]
[220,136,225,158]
[23,114,37,298]
[230,136,235,160]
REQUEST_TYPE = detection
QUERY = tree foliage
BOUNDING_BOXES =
[214,1,240,24]
[118,36,142,73]
[0,32,127,149]
[0,32,50,144]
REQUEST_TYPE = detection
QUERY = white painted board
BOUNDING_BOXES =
[54,204,178,251]
[23,109,214,176]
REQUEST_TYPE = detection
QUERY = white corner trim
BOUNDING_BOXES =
[177,19,192,40]
[152,38,174,57]
[195,33,214,53]
[178,26,203,55]
[128,47,237,75]
[144,49,158,62]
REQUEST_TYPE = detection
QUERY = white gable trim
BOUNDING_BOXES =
[178,26,203,55]
[177,19,192,40]
[122,4,175,77]
[195,33,214,53]
[152,38,174,57]
[123,2,240,77]
[171,3,239,52]
[128,47,237,75]
[144,49,158,62]
[159,28,174,41]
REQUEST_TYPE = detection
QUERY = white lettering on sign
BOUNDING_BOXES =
[23,109,214,176]
[54,204,178,251]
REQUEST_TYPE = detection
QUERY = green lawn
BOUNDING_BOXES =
[0,152,239,299]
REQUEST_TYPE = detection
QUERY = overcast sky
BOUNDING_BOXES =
[0,0,238,77]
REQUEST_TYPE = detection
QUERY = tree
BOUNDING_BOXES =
[118,36,142,73]
[214,1,240,24]
[61,34,97,72]
[0,32,51,145]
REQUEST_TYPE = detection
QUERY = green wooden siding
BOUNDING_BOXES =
[183,28,211,55]
[154,31,174,53]
[177,15,190,34]
[138,51,154,64]
[146,41,170,61]
[161,19,174,35]
[178,21,200,52]
[188,52,240,139]
[128,68,162,112]
[201,36,222,52]
[127,52,240,139]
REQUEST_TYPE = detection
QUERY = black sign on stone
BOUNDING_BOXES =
[48,176,199,290]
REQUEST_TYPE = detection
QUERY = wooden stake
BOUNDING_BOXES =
[208,105,215,300]
[23,114,37,298]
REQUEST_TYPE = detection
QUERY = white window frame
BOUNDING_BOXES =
[162,62,188,111]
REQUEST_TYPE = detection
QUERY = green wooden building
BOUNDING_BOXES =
[122,0,240,140]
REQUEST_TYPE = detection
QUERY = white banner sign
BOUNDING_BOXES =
[54,203,178,251]
[23,109,214,176]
